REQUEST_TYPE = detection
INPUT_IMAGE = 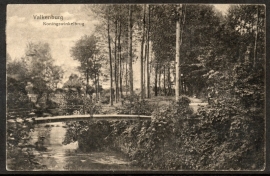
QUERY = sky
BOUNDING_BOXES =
[6,4,98,85]
[213,4,230,15]
[6,4,230,88]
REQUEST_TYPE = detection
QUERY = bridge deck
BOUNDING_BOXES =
[33,114,152,124]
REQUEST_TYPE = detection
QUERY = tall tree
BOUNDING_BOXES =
[146,4,151,98]
[150,5,177,96]
[24,42,59,100]
[140,5,146,99]
[107,6,114,106]
[253,5,259,68]
[70,35,98,96]
[128,5,134,96]
[118,20,123,100]
[114,17,119,103]
[175,4,182,101]
[89,4,131,103]
[91,54,104,102]
[7,42,63,109]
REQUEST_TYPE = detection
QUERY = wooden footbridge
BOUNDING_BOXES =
[7,107,152,124]
[32,114,152,124]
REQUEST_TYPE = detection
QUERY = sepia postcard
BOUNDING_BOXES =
[6,3,266,172]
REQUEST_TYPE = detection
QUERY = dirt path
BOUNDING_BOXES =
[101,96,207,114]
[188,97,208,112]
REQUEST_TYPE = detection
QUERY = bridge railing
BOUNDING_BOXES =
[33,114,152,124]
[7,108,32,119]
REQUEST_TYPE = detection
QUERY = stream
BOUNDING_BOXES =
[7,121,140,171]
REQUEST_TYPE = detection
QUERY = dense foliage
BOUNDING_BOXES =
[62,92,263,170]
[7,42,64,114]
[116,94,156,115]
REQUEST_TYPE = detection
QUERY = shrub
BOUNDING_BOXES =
[61,96,264,170]
[129,97,194,169]
[63,120,112,152]
[193,101,264,170]
[82,97,102,114]
[100,88,115,104]
[116,94,156,115]
[7,92,31,110]
[47,99,58,109]
[100,92,110,104]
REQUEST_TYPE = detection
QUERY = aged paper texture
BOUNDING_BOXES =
[6,4,265,171]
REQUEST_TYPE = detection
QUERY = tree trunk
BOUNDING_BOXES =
[93,56,98,102]
[144,40,147,97]
[86,59,89,95]
[126,55,128,96]
[114,20,118,103]
[158,68,161,96]
[167,65,171,96]
[146,4,151,98]
[253,5,259,69]
[140,5,146,100]
[107,10,113,106]
[154,63,158,96]
[175,5,182,101]
[118,21,123,100]
[94,70,97,103]
[128,5,133,96]
[97,71,99,101]
[119,53,123,99]
[163,65,166,96]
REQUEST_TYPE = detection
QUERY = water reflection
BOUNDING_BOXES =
[7,121,138,171]
[6,118,46,170]
[29,122,72,170]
